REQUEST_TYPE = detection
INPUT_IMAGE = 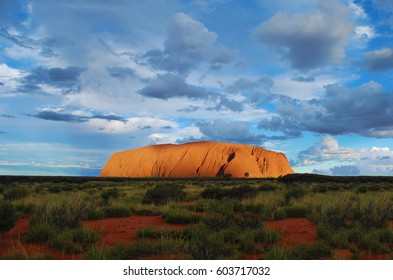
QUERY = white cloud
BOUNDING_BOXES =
[297,136,393,175]
[148,126,203,144]
[87,117,178,134]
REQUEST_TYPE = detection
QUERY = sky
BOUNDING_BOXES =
[0,0,393,176]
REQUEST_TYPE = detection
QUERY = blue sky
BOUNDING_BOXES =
[1,0,393,176]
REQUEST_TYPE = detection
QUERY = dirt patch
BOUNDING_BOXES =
[334,249,352,259]
[0,214,80,259]
[83,215,187,246]
[0,214,188,259]
[264,218,317,247]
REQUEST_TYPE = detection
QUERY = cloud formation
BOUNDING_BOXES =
[197,120,262,144]
[253,0,353,70]
[298,136,393,175]
[20,66,84,94]
[139,73,209,100]
[259,81,393,138]
[140,12,233,74]
[362,48,393,71]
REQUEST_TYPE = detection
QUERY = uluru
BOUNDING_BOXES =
[99,141,294,178]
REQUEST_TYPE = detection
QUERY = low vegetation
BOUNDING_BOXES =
[0,174,392,259]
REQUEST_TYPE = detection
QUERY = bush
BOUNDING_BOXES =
[103,205,132,218]
[284,205,308,218]
[284,185,307,202]
[258,185,278,192]
[0,200,18,234]
[254,228,281,244]
[24,223,56,243]
[142,185,186,205]
[201,185,257,200]
[101,188,120,204]
[162,208,199,224]
[3,186,30,201]
[30,196,90,230]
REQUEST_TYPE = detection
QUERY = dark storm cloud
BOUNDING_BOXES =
[31,111,88,123]
[140,13,233,74]
[362,48,393,72]
[139,73,210,100]
[92,114,127,122]
[139,74,244,112]
[106,67,137,80]
[20,66,84,94]
[258,82,393,138]
[31,110,126,123]
[196,120,262,144]
[252,0,352,71]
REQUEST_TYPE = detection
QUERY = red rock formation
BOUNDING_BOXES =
[99,141,294,178]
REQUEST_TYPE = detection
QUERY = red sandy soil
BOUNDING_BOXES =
[1,216,392,260]
[265,218,318,247]
[0,214,187,260]
[0,214,81,259]
[99,141,294,178]
[83,215,187,246]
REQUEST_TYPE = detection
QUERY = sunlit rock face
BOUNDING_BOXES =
[99,141,294,178]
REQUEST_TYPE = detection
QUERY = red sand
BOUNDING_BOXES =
[0,215,187,259]
[265,218,318,247]
[83,215,187,246]
[0,214,80,259]
[1,216,392,260]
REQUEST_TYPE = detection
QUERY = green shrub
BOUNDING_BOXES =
[288,242,332,260]
[87,208,106,220]
[142,185,186,205]
[284,185,307,202]
[163,208,199,224]
[101,188,120,204]
[185,226,234,259]
[328,230,350,249]
[24,223,56,243]
[0,200,18,234]
[72,228,100,244]
[3,186,30,201]
[258,185,277,192]
[103,205,132,218]
[284,205,308,218]
[201,185,257,200]
[238,231,255,253]
[254,228,281,244]
[30,196,90,230]
[360,231,389,254]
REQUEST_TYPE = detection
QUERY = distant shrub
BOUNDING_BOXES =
[258,185,278,192]
[201,185,257,200]
[142,185,186,205]
[3,186,30,201]
[0,200,18,234]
